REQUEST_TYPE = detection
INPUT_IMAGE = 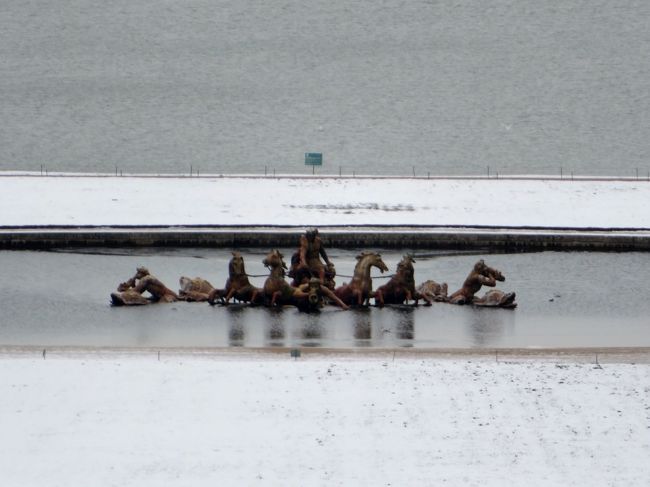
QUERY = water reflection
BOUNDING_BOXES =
[226,306,246,346]
[395,307,415,341]
[301,313,323,347]
[468,308,515,346]
[352,308,372,344]
[266,308,285,346]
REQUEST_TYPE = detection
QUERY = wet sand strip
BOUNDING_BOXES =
[3,345,650,364]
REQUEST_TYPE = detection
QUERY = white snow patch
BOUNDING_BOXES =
[1,354,648,486]
[2,175,650,228]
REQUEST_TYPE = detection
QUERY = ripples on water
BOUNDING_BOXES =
[1,249,649,348]
[2,1,649,177]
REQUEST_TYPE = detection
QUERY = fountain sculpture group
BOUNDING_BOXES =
[111,229,517,310]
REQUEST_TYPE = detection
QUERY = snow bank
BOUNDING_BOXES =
[1,353,648,486]
[2,175,650,228]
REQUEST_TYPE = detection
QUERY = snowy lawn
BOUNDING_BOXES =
[1,352,648,486]
[2,175,650,228]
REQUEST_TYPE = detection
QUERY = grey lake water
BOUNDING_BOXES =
[2,1,650,177]
[1,249,648,349]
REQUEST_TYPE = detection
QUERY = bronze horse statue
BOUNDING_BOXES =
[334,251,389,306]
[448,259,516,308]
[262,249,348,310]
[208,251,262,305]
[262,249,297,307]
[374,255,432,306]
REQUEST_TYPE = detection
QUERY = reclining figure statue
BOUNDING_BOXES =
[111,266,179,306]
[448,260,516,308]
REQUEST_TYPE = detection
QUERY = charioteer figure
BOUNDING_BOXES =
[289,228,336,289]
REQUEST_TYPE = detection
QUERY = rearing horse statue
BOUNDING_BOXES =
[208,251,261,305]
[262,249,295,307]
[374,254,432,306]
[334,251,389,306]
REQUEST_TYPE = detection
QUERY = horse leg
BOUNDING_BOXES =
[224,287,237,305]
[375,290,385,307]
[417,291,433,306]
[405,290,416,306]
[208,288,226,306]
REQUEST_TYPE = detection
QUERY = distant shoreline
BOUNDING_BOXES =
[2,170,650,182]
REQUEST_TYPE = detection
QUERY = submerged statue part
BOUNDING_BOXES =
[417,280,449,303]
[473,289,517,308]
[178,277,215,302]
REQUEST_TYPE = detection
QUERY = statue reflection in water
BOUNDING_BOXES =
[301,312,323,346]
[267,308,286,345]
[469,308,515,346]
[352,309,372,343]
[227,306,247,346]
[395,307,415,340]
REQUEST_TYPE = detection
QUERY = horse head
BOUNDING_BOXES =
[229,251,246,277]
[263,249,287,272]
[396,254,415,277]
[355,251,389,274]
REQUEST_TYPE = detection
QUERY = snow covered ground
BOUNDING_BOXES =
[1,351,648,486]
[2,174,650,228]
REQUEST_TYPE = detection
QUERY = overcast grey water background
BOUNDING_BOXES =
[2,1,649,177]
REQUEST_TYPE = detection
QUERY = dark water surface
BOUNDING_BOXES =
[0,249,648,349]
[2,1,649,177]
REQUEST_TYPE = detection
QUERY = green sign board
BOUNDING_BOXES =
[304,153,323,166]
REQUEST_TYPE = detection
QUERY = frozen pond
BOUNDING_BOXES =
[1,249,648,349]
